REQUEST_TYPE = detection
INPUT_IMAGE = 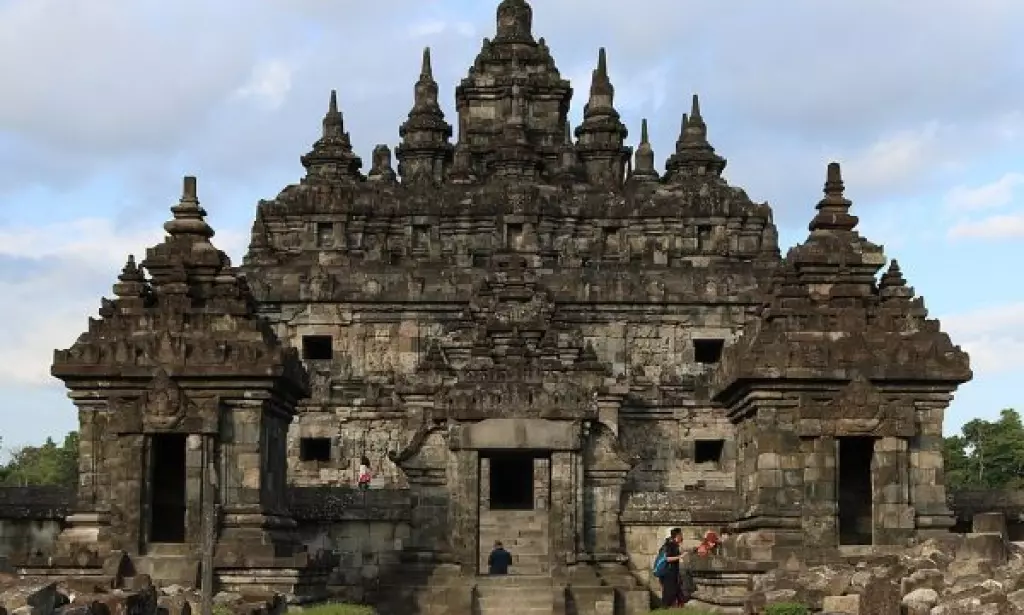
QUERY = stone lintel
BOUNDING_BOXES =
[450,417,580,450]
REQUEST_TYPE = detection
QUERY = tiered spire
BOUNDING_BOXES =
[494,0,534,43]
[574,48,630,188]
[553,123,583,183]
[664,95,727,181]
[300,90,364,181]
[164,176,214,240]
[492,83,541,179]
[808,162,858,233]
[878,260,913,300]
[785,162,884,288]
[448,143,478,184]
[367,144,398,183]
[628,119,659,184]
[112,255,147,301]
[396,48,454,184]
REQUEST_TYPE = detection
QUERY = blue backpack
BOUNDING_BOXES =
[652,546,669,578]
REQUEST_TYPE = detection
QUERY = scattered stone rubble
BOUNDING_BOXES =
[751,514,1024,615]
[0,573,288,615]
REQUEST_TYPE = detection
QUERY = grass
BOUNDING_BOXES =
[293,603,377,615]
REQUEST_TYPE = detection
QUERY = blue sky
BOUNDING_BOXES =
[1,0,1022,452]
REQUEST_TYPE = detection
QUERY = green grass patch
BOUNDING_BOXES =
[294,603,377,615]
[764,603,810,615]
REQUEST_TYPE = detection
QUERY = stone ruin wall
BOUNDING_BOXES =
[7,487,1022,603]
[273,303,746,491]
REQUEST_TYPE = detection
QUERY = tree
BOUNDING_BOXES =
[0,431,79,487]
[943,408,1024,490]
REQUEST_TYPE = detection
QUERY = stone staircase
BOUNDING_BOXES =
[133,542,198,586]
[473,574,555,615]
[479,509,549,576]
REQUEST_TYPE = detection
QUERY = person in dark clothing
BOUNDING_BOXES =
[487,540,513,575]
[659,527,685,607]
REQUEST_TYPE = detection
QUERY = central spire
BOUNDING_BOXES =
[495,0,534,43]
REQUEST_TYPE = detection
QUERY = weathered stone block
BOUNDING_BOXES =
[972,512,1007,537]
[821,594,860,614]
[0,582,59,615]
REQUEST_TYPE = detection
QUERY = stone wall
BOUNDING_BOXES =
[288,487,412,601]
[0,487,70,560]
[621,490,736,591]
[951,490,1024,539]
[2,485,1023,587]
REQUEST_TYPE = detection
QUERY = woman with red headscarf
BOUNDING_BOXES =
[679,531,721,605]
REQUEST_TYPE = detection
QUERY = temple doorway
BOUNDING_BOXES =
[488,453,535,510]
[149,433,187,543]
[478,452,551,575]
[837,436,874,545]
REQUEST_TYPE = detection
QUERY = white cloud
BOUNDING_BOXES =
[407,19,476,39]
[839,123,945,193]
[0,217,246,387]
[948,214,1024,239]
[943,302,1024,376]
[944,172,1024,212]
[234,59,295,110]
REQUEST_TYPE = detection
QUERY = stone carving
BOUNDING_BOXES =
[144,368,187,430]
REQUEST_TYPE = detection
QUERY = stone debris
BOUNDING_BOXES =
[0,574,286,615]
[752,530,1024,615]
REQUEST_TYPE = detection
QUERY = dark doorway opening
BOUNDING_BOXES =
[488,453,535,510]
[838,436,874,545]
[149,433,187,543]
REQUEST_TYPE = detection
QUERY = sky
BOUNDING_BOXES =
[0,0,1022,452]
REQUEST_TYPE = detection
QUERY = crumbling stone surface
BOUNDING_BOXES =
[753,533,1024,614]
[0,575,288,615]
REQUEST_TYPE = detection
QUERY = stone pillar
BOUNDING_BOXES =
[112,434,146,554]
[549,452,578,573]
[447,449,479,574]
[480,457,491,510]
[801,436,837,560]
[910,403,956,536]
[534,456,550,510]
[732,410,805,563]
[873,437,915,546]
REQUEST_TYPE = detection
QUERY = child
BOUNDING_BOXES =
[357,456,372,490]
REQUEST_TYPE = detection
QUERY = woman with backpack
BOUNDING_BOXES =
[652,527,686,607]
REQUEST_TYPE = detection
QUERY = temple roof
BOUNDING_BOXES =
[709,163,971,398]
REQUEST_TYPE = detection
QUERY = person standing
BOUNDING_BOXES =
[487,540,513,575]
[659,527,685,607]
[357,456,372,490]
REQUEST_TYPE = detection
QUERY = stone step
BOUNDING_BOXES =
[480,528,549,539]
[476,584,554,615]
[475,575,553,586]
[480,513,548,524]
[481,536,552,544]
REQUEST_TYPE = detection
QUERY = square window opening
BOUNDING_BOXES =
[506,223,525,250]
[302,335,333,361]
[299,437,332,462]
[694,439,725,465]
[694,338,724,364]
[316,222,334,248]
[413,225,430,250]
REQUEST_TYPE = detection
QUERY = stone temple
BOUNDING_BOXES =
[7,1,977,613]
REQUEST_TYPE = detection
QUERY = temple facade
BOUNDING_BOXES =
[39,1,971,613]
